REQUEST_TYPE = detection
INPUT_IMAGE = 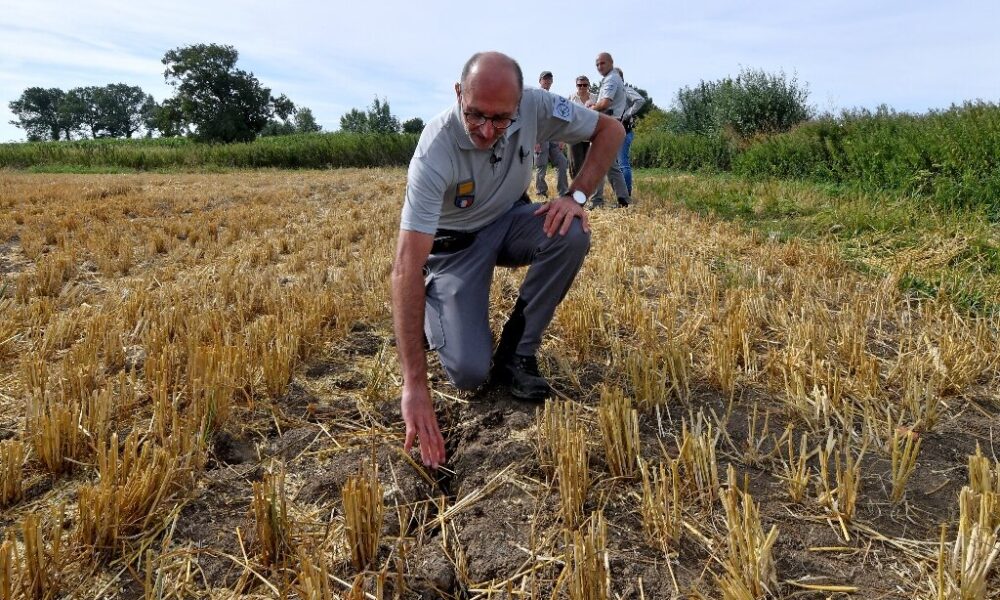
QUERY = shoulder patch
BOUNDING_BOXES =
[551,95,573,122]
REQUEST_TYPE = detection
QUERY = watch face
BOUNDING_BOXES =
[573,190,587,205]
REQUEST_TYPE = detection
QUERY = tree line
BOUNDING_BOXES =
[8,44,321,143]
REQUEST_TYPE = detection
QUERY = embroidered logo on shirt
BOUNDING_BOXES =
[552,96,572,121]
[455,179,475,208]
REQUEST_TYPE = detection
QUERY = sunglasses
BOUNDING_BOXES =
[576,83,589,87]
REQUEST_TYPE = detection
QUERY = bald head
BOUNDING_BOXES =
[455,51,524,150]
[595,52,614,77]
[460,51,524,93]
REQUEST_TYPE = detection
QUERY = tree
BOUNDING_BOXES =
[339,107,369,133]
[259,98,323,136]
[402,117,424,134]
[161,43,273,142]
[8,87,69,140]
[149,97,186,137]
[59,84,155,139]
[340,97,400,134]
[294,108,321,133]
[62,86,100,138]
[271,94,295,121]
[366,98,400,134]
[98,84,154,138]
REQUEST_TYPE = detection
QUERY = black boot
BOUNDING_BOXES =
[496,353,551,401]
[492,298,526,370]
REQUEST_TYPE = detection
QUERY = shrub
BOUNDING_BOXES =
[734,102,1000,213]
[0,132,419,170]
[631,131,734,172]
[675,68,811,139]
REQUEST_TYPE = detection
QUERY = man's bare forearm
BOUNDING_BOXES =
[391,231,434,387]
[570,115,625,194]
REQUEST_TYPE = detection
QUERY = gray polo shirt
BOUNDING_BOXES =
[596,71,627,119]
[401,87,599,234]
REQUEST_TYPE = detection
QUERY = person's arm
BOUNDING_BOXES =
[623,87,646,120]
[591,97,611,112]
[391,229,446,468]
[535,113,624,235]
[572,113,625,193]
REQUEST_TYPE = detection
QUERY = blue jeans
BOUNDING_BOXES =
[618,130,634,196]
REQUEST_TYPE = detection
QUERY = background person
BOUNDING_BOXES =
[568,75,592,179]
[392,51,625,468]
[587,52,630,208]
[615,67,646,197]
[533,71,570,199]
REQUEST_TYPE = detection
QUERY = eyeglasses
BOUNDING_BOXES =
[576,83,589,87]
[463,110,516,130]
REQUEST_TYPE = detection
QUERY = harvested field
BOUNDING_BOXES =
[0,169,998,599]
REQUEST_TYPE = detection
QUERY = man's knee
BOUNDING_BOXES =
[552,222,591,258]
[443,351,491,390]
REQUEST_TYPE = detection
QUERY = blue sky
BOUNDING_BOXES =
[1,0,998,142]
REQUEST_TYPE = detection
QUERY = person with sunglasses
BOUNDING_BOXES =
[392,51,625,468]
[568,75,593,179]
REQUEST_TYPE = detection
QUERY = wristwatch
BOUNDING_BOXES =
[570,190,587,205]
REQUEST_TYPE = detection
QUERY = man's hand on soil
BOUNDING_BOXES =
[401,385,446,468]
[535,196,590,237]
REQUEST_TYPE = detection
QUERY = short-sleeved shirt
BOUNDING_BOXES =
[401,87,599,234]
[596,71,627,119]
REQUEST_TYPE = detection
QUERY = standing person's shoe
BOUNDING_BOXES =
[493,353,551,401]
[590,199,605,210]
[617,197,631,208]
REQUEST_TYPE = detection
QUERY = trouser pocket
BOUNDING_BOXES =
[431,229,476,255]
[423,277,446,351]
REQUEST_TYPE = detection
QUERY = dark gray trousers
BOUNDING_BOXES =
[423,199,590,389]
[534,142,569,197]
[593,156,630,203]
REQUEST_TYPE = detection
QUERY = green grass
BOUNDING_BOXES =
[0,132,419,171]
[637,169,1000,315]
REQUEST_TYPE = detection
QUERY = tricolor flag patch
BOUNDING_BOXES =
[455,179,475,208]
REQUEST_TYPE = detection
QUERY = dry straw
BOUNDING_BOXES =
[295,545,332,600]
[676,412,720,510]
[549,403,591,530]
[342,464,384,571]
[938,487,1000,599]
[889,423,922,504]
[562,511,609,600]
[782,429,809,504]
[718,465,778,600]
[597,386,640,479]
[0,504,66,600]
[76,432,194,558]
[252,465,293,569]
[0,440,25,507]
[638,457,683,552]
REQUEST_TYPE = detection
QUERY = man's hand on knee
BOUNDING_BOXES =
[535,196,590,238]
[401,385,446,468]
